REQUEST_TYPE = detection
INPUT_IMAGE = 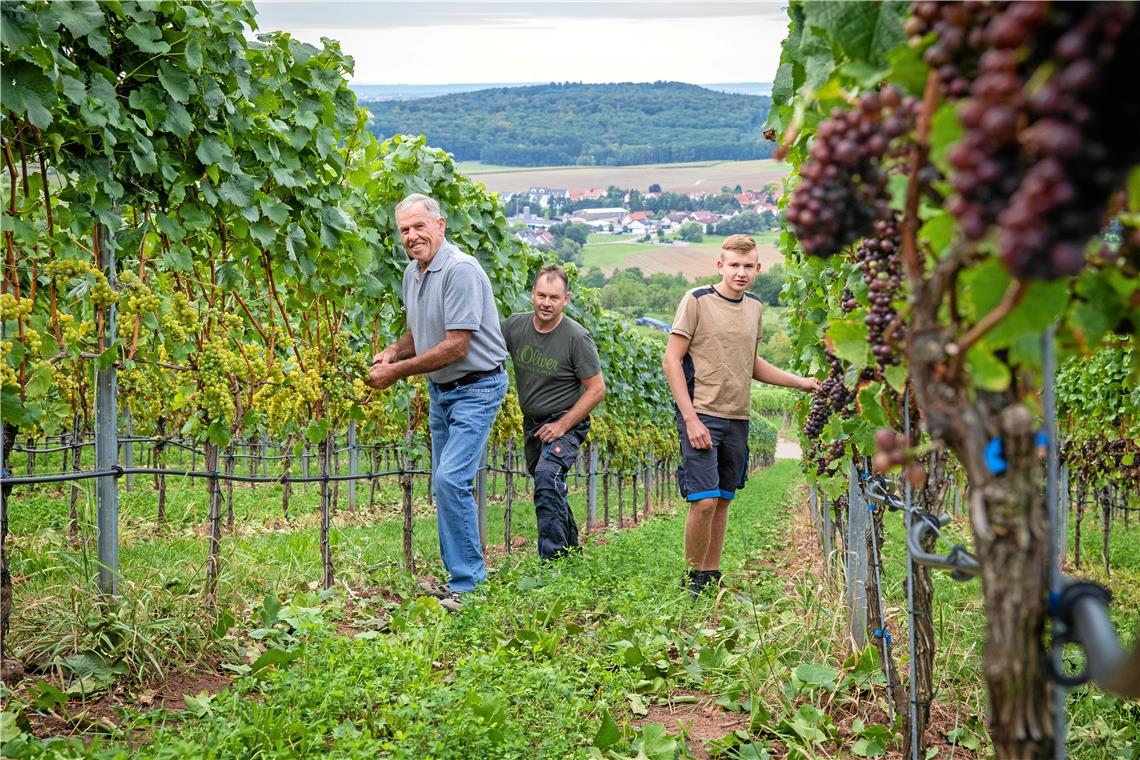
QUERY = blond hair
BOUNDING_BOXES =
[721,234,757,255]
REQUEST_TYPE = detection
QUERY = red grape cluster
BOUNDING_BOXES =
[872,427,927,488]
[840,286,856,314]
[803,355,856,474]
[786,88,917,258]
[857,214,904,367]
[945,2,1140,278]
[906,1,1002,99]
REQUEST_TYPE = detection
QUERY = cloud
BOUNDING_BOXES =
[253,1,787,32]
[250,1,789,84]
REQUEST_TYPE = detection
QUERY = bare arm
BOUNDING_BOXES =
[753,356,819,392]
[534,373,607,443]
[368,330,472,390]
[662,332,711,449]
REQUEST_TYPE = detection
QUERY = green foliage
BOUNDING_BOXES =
[715,210,780,236]
[367,82,775,167]
[1057,345,1140,493]
[678,221,705,243]
[0,0,678,461]
[549,221,592,246]
[751,386,797,415]
[751,265,787,307]
[749,413,779,458]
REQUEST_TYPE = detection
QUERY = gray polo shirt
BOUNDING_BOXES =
[402,239,508,384]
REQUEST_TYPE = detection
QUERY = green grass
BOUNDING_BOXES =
[3,460,1137,758]
[579,237,649,269]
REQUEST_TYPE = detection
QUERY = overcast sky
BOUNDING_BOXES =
[251,1,790,85]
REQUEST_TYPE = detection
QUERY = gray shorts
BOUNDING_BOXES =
[675,413,749,502]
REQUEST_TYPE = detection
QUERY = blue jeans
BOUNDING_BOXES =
[427,371,507,592]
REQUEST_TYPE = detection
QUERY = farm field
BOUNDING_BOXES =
[581,233,783,277]
[3,460,1136,758]
[456,159,787,194]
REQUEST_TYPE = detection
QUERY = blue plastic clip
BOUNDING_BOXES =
[1035,430,1049,449]
[984,437,1008,475]
[872,628,894,646]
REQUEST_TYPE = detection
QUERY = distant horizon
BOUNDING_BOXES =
[349,81,773,101]
[349,80,772,87]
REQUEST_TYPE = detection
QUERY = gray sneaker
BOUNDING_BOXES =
[416,579,452,599]
[439,592,464,613]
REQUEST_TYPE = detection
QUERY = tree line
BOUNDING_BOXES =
[367,82,775,167]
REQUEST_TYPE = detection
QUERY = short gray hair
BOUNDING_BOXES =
[395,193,442,220]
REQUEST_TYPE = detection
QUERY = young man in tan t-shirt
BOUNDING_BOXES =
[662,234,818,597]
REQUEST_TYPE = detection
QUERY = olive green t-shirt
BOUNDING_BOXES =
[669,285,763,420]
[502,313,602,420]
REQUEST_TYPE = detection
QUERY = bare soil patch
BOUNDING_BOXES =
[21,665,232,744]
[631,689,749,760]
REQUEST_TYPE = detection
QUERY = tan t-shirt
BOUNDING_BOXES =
[670,285,763,420]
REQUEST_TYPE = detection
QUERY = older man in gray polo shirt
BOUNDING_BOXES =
[368,193,507,611]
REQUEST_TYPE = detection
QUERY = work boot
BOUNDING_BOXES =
[686,570,708,600]
[416,578,452,599]
[439,592,464,613]
[705,570,723,590]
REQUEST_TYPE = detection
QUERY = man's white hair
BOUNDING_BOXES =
[395,193,442,220]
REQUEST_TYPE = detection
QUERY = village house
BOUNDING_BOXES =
[507,204,560,231]
[576,207,629,222]
[514,228,556,248]
[625,220,650,237]
[569,187,606,202]
[527,187,569,209]
[690,210,722,226]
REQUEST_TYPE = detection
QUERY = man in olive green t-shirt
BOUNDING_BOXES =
[502,264,606,559]
[663,235,818,598]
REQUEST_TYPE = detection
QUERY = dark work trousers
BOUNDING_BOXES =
[523,413,590,560]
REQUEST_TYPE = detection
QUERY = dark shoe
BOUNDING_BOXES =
[705,570,723,590]
[686,570,708,600]
[439,591,464,613]
[543,545,583,561]
[416,578,452,599]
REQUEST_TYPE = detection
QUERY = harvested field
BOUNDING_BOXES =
[457,159,787,194]
[583,239,784,279]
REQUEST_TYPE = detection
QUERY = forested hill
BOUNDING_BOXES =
[365,82,774,167]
